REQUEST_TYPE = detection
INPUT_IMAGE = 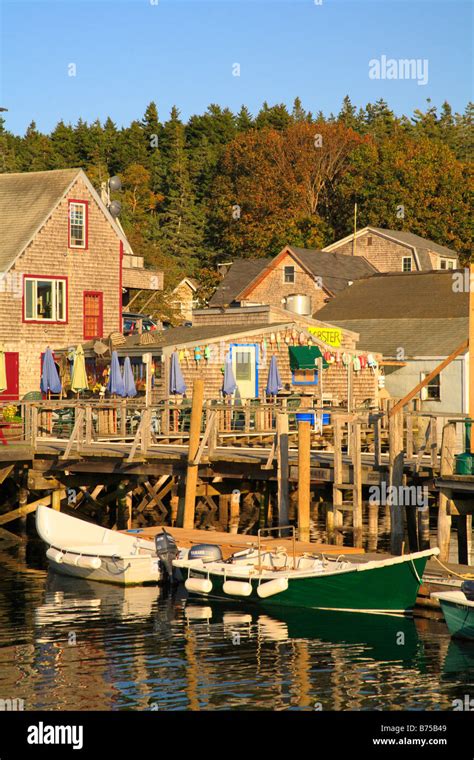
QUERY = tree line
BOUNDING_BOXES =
[0,96,472,306]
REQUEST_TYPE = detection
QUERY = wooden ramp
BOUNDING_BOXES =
[128,525,365,560]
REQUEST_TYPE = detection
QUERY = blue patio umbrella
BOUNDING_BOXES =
[40,347,62,395]
[122,356,137,398]
[169,351,186,395]
[266,354,283,397]
[222,353,237,396]
[107,351,125,397]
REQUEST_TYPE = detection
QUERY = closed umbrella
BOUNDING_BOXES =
[266,355,282,397]
[71,344,88,394]
[222,353,237,396]
[107,350,125,397]
[169,351,186,395]
[0,345,6,394]
[122,357,137,398]
[40,347,62,395]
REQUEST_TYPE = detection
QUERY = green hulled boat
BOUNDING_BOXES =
[174,546,439,616]
[432,590,474,640]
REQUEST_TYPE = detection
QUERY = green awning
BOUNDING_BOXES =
[288,345,329,371]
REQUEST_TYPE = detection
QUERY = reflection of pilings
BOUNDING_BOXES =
[184,628,200,711]
[292,640,312,709]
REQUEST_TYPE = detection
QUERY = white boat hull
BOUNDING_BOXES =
[36,505,162,586]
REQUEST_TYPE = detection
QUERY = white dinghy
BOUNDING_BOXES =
[36,506,163,586]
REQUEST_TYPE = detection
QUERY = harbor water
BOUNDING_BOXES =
[0,533,472,712]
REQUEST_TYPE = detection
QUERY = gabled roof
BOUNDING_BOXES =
[0,167,132,274]
[209,259,272,306]
[172,277,198,293]
[323,226,459,269]
[288,247,376,293]
[209,245,376,306]
[316,270,468,321]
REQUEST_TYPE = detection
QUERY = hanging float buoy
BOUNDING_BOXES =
[46,547,64,564]
[257,577,289,598]
[223,580,253,597]
[185,577,213,594]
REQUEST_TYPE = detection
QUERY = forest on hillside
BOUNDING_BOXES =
[0,96,472,311]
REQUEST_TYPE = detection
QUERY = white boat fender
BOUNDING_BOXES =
[61,553,102,570]
[257,577,289,598]
[46,547,64,564]
[223,580,253,597]
[72,555,102,570]
[185,577,213,594]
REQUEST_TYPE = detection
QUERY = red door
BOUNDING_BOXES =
[83,291,103,340]
[0,352,19,401]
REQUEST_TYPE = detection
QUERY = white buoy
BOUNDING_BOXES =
[185,577,213,594]
[62,553,101,570]
[257,577,288,598]
[223,580,253,597]
[46,547,64,564]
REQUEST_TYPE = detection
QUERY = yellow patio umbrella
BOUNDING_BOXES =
[70,344,88,395]
[0,344,6,393]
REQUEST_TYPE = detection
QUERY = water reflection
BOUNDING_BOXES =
[0,558,472,711]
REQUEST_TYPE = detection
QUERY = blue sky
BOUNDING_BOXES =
[0,0,472,135]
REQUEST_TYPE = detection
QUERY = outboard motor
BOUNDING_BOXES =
[188,544,223,562]
[154,529,178,584]
[461,580,474,601]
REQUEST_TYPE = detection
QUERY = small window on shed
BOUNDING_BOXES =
[284,266,295,284]
[366,236,372,246]
[420,372,441,401]
[402,256,412,272]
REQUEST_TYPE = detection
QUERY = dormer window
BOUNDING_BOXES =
[284,265,295,284]
[402,256,412,272]
[68,200,88,249]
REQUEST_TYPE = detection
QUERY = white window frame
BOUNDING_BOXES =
[24,277,67,322]
[420,371,441,401]
[402,256,412,272]
[284,265,295,284]
[440,258,454,270]
[69,201,87,248]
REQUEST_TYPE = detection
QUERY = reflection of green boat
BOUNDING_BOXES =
[175,547,438,615]
[443,639,474,675]
[186,602,422,665]
[432,591,474,640]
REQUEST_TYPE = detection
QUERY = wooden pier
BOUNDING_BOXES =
[0,393,472,565]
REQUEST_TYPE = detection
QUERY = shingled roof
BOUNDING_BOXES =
[0,168,80,273]
[316,270,468,357]
[317,270,468,321]
[0,167,133,274]
[209,246,376,306]
[209,259,272,306]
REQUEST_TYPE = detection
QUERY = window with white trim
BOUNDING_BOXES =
[69,201,87,248]
[284,265,295,284]
[420,371,441,401]
[440,258,454,270]
[402,256,412,272]
[24,277,66,322]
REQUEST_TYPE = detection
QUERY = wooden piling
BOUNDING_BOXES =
[229,490,240,534]
[297,419,311,542]
[368,503,379,551]
[438,421,456,561]
[182,379,204,530]
[388,412,405,555]
[352,421,363,547]
[277,412,289,527]
[417,506,430,551]
[51,489,61,511]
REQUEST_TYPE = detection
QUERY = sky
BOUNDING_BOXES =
[0,0,472,135]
